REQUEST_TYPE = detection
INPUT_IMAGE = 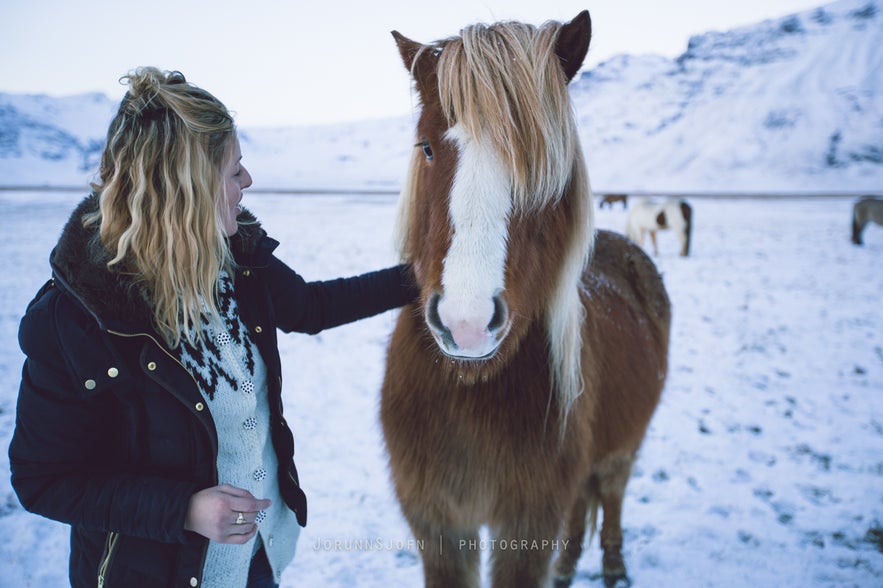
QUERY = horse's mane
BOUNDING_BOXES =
[439,20,579,209]
[397,19,595,421]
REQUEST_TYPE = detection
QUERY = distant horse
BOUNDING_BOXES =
[381,11,670,588]
[599,194,628,209]
[625,198,693,257]
[852,195,883,245]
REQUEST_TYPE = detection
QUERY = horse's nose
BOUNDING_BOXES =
[426,292,456,349]
[425,291,509,358]
[488,293,508,331]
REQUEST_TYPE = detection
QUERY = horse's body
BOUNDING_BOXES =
[625,198,693,257]
[381,12,670,588]
[599,193,628,209]
[852,195,883,245]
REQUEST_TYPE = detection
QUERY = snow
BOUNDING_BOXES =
[0,191,881,587]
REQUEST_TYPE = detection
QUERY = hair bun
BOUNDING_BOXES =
[120,67,186,117]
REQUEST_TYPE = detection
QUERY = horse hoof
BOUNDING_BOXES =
[603,552,629,588]
[604,574,631,588]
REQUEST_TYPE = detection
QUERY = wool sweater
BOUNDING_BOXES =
[174,273,299,587]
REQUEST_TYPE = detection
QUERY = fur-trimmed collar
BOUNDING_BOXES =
[50,193,271,333]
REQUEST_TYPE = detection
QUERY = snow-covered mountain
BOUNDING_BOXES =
[571,0,882,193]
[0,0,880,193]
[0,92,115,187]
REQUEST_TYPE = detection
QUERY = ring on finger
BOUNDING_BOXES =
[235,511,246,525]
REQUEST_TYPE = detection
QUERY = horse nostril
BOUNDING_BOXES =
[426,292,456,348]
[487,294,507,332]
[426,292,443,330]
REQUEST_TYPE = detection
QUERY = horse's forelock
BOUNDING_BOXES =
[394,149,422,262]
[436,20,578,212]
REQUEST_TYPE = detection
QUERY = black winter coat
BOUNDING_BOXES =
[8,194,416,587]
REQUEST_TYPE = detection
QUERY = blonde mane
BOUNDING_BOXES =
[439,20,580,210]
[397,19,596,420]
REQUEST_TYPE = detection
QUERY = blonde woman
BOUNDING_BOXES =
[9,68,417,588]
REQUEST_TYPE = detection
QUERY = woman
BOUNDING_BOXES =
[8,67,417,587]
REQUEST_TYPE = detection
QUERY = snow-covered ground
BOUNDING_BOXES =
[0,190,880,587]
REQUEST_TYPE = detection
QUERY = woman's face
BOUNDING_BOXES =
[220,136,253,236]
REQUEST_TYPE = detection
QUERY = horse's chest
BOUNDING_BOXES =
[410,379,561,473]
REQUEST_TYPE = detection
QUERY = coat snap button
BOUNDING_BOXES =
[107,367,119,378]
[195,402,205,411]
[190,578,198,587]
[147,361,157,371]
[254,326,263,334]
[84,379,96,390]
[242,269,251,277]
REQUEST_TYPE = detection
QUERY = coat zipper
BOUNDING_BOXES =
[103,329,216,582]
[107,328,220,477]
[105,329,200,390]
[107,328,219,466]
[97,531,119,587]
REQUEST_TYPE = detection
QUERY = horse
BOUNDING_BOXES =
[599,194,628,209]
[625,198,693,257]
[851,195,883,245]
[380,11,671,588]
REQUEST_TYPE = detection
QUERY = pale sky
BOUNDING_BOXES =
[2,0,829,127]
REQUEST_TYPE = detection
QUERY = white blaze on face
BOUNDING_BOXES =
[434,124,512,358]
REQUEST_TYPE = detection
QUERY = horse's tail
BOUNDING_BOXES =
[679,200,693,256]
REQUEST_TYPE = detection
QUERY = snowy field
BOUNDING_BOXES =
[0,190,881,587]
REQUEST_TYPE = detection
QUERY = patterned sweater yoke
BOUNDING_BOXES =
[173,272,300,587]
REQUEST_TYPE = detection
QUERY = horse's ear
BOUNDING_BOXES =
[392,31,423,73]
[392,31,440,99]
[556,10,592,82]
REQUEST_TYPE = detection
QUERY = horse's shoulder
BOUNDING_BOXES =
[591,229,636,261]
[587,229,670,312]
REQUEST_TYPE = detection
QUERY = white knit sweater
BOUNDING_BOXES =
[175,273,300,587]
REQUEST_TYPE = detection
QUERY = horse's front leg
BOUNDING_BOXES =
[553,477,594,587]
[649,230,659,256]
[411,522,481,588]
[595,454,636,588]
[489,520,561,588]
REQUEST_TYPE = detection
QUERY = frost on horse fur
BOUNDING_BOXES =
[381,11,671,588]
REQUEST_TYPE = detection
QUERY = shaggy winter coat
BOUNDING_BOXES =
[8,194,416,587]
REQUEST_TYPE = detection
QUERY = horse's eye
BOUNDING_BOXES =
[420,141,434,161]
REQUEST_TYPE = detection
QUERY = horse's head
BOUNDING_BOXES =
[392,11,594,389]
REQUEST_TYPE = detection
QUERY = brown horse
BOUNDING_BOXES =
[380,11,670,588]
[599,194,629,209]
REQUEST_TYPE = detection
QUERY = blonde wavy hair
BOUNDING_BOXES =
[84,67,236,347]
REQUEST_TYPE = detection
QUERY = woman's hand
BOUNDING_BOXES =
[184,484,272,544]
